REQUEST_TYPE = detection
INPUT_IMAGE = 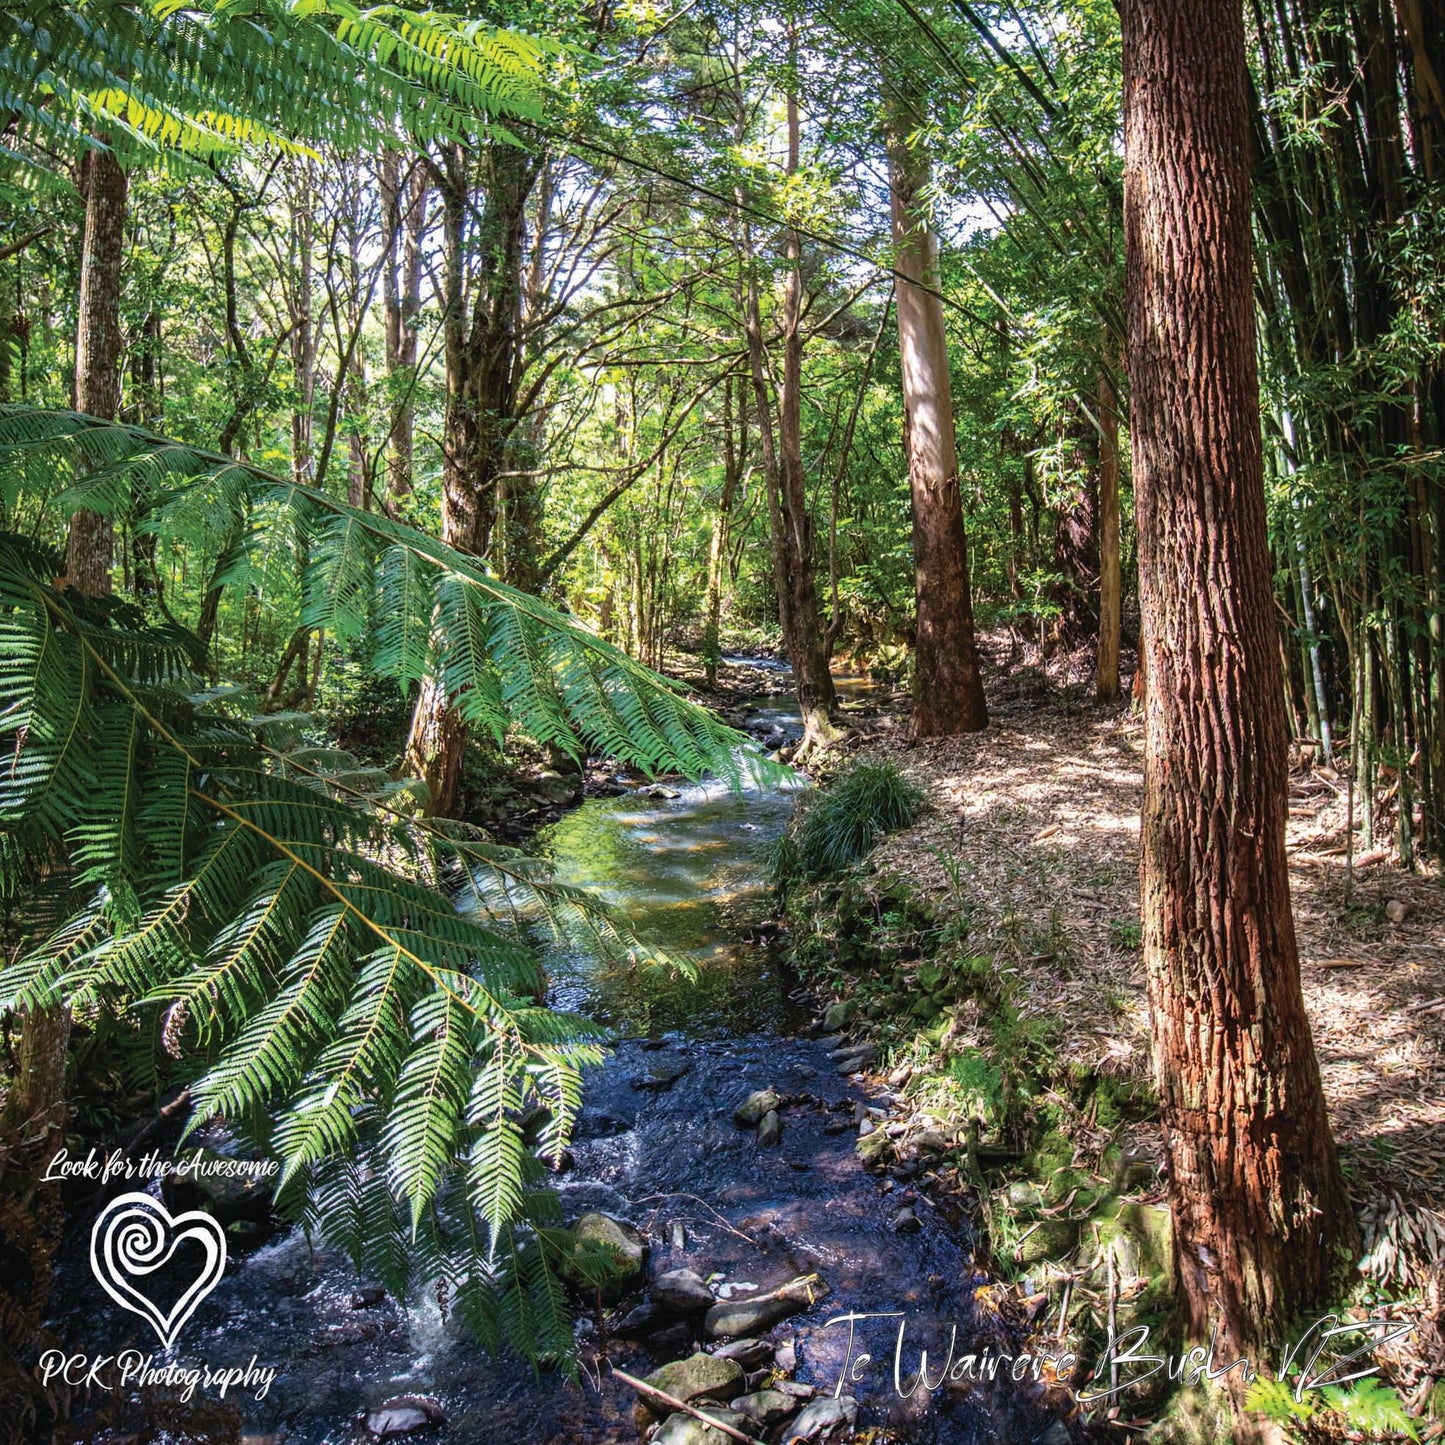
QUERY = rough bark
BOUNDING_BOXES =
[1123,0,1356,1361]
[66,142,128,596]
[404,142,538,814]
[885,104,988,736]
[1096,365,1122,700]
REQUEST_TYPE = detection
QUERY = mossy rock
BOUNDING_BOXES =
[1016,1218,1079,1268]
[566,1212,647,1298]
[1088,1199,1174,1286]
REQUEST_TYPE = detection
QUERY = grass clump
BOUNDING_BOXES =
[776,758,924,885]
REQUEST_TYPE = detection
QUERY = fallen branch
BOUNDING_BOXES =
[611,1368,767,1445]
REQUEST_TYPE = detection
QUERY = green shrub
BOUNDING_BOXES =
[777,758,924,884]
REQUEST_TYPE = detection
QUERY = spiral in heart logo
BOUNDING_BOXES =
[89,1192,228,1348]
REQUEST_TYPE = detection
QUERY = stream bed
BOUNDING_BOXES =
[49,678,1069,1445]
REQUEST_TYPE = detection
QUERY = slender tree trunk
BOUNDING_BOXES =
[382,152,428,506]
[885,102,987,736]
[1096,365,1122,700]
[288,162,316,489]
[704,376,746,687]
[738,73,836,750]
[8,141,127,1431]
[1050,413,1099,651]
[1123,0,1356,1365]
[344,180,369,511]
[66,143,128,595]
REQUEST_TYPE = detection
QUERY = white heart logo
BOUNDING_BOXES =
[90,1192,228,1349]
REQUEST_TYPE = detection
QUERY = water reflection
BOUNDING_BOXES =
[536,772,803,1037]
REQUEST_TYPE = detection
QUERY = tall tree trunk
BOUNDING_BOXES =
[1049,413,1099,651]
[344,181,369,511]
[738,73,836,750]
[288,162,316,489]
[1096,365,1122,700]
[8,140,127,1435]
[404,142,538,814]
[704,375,747,687]
[66,142,127,595]
[1123,0,1356,1365]
[382,152,428,506]
[885,101,988,736]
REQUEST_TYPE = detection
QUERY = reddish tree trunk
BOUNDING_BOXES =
[66,142,128,596]
[1123,0,1356,1360]
[886,104,988,737]
[1096,365,1122,700]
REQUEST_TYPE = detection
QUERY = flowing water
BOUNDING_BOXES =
[48,671,1065,1445]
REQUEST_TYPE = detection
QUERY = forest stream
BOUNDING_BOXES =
[50,670,1066,1445]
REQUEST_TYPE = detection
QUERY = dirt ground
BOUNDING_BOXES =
[858,642,1445,1218]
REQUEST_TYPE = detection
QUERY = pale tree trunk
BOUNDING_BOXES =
[1096,364,1122,700]
[1123,0,1356,1368]
[382,152,428,507]
[885,99,988,736]
[66,142,128,595]
[288,161,316,489]
[703,375,747,688]
[739,76,836,750]
[345,179,369,511]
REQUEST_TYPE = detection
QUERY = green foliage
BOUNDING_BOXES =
[0,405,777,1369]
[775,758,923,885]
[1245,1373,1419,1442]
[0,0,549,197]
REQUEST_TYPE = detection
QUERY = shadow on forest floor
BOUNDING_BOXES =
[862,632,1445,1214]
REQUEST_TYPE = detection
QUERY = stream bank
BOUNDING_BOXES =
[46,662,1072,1445]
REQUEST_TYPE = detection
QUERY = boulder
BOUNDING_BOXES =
[532,771,582,806]
[832,1043,877,1075]
[855,1128,892,1167]
[647,1322,697,1361]
[711,1337,773,1369]
[891,1207,921,1235]
[732,1088,780,1128]
[782,1395,858,1442]
[365,1395,444,1438]
[756,1110,782,1148]
[568,1212,646,1297]
[652,1268,715,1315]
[174,1148,272,1225]
[1015,1219,1079,1269]
[632,1058,692,1092]
[653,1409,752,1445]
[704,1275,828,1339]
[643,1352,745,1408]
[730,1388,797,1428]
[821,1000,856,1033]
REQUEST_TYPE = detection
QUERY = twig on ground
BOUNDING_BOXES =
[612,1367,768,1445]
